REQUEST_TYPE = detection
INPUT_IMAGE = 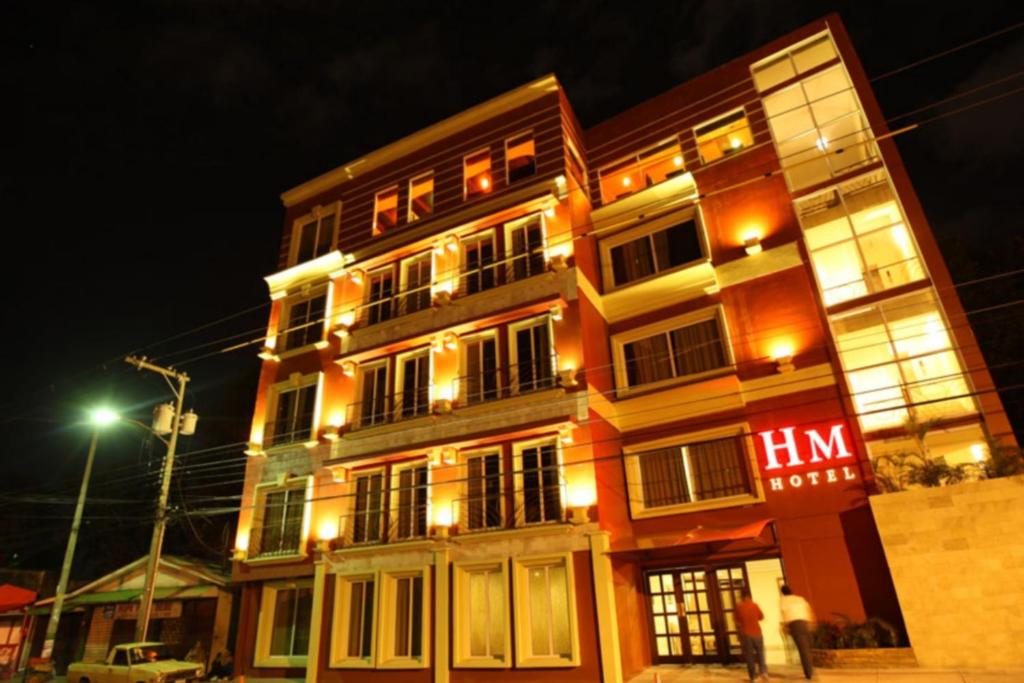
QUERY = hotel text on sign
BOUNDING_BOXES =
[757,422,858,491]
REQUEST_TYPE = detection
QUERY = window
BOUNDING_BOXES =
[461,230,498,295]
[280,292,326,351]
[598,139,684,204]
[506,214,546,282]
[364,268,394,325]
[831,290,976,432]
[453,561,510,667]
[633,435,753,512]
[112,650,129,666]
[292,209,337,265]
[349,470,384,544]
[331,574,377,668]
[797,170,926,306]
[512,555,579,667]
[510,317,555,394]
[373,187,399,235]
[408,173,434,222]
[0,618,21,646]
[254,485,307,557]
[608,218,704,288]
[396,350,430,420]
[391,461,429,541]
[506,132,536,183]
[255,580,313,667]
[464,148,492,199]
[516,440,562,525]
[621,315,728,390]
[357,363,389,428]
[378,570,429,668]
[461,334,500,405]
[694,110,755,163]
[751,34,839,92]
[266,381,317,446]
[463,450,503,531]
[400,253,432,315]
[761,63,875,190]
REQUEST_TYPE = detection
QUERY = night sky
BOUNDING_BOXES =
[3,1,1022,578]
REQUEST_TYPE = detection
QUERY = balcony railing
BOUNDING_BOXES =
[248,522,304,559]
[263,419,314,448]
[347,246,552,331]
[453,353,559,407]
[346,388,433,430]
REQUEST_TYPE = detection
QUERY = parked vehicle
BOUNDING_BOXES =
[68,643,204,683]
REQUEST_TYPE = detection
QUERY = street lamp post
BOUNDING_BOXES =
[41,409,118,661]
[125,356,194,643]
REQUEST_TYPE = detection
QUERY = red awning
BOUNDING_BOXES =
[608,519,774,555]
[0,584,37,613]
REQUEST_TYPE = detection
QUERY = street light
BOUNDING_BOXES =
[41,408,119,661]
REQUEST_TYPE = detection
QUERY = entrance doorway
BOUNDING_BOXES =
[645,564,748,664]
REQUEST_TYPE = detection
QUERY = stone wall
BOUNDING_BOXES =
[869,476,1024,669]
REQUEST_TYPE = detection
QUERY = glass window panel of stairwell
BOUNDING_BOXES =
[760,62,876,191]
[830,289,976,432]
[797,169,926,306]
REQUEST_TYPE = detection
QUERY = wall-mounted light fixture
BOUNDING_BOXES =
[743,234,763,256]
[341,360,357,377]
[549,303,564,321]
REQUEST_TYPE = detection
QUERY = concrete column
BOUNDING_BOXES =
[304,557,328,683]
[433,547,450,683]
[587,531,623,683]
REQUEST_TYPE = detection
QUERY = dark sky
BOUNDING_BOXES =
[2,0,1022,577]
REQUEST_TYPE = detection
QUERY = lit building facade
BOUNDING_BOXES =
[231,14,1014,682]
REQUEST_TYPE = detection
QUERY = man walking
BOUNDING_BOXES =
[780,584,815,680]
[733,589,768,681]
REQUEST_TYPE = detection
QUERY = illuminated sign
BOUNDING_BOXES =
[757,422,858,491]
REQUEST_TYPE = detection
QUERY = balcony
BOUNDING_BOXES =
[247,523,304,560]
[262,419,314,450]
[332,358,584,460]
[590,169,698,236]
[340,252,577,356]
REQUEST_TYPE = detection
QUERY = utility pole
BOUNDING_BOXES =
[126,355,191,643]
[41,427,103,660]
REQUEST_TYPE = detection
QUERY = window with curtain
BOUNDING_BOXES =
[623,317,728,388]
[520,442,562,525]
[609,219,704,287]
[393,463,429,540]
[256,486,306,556]
[269,586,313,656]
[506,132,537,183]
[373,187,399,234]
[281,293,326,351]
[358,364,389,427]
[454,563,507,665]
[636,436,752,508]
[400,254,432,315]
[463,336,499,404]
[351,472,384,544]
[337,576,375,663]
[465,452,502,531]
[462,231,498,295]
[389,575,424,660]
[398,352,430,419]
[268,383,316,446]
[408,172,434,222]
[514,557,576,666]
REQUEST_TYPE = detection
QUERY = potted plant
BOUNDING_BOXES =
[810,615,916,668]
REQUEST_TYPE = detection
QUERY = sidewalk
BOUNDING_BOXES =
[627,664,1024,682]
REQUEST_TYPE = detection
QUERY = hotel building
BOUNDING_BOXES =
[230,14,1015,682]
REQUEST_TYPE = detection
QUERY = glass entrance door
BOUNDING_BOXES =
[645,564,749,664]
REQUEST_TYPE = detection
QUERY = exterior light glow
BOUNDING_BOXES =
[480,176,491,190]
[341,360,357,377]
[622,176,632,188]
[349,269,365,285]
[549,304,564,321]
[443,331,458,351]
[771,343,796,373]
[90,408,119,426]
[673,155,683,167]
[743,233,763,255]
[445,235,459,253]
[970,444,986,462]
[815,136,829,151]
[730,137,742,149]
[544,206,556,218]
[317,519,339,541]
[559,424,575,445]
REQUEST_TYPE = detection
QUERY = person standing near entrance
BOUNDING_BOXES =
[733,589,768,681]
[780,584,816,680]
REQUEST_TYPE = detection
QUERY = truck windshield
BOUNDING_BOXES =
[130,645,173,664]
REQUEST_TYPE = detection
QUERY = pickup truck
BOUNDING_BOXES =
[68,643,204,683]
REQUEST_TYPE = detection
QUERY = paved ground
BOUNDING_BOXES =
[626,664,1024,682]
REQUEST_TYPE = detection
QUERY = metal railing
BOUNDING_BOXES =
[263,420,313,448]
[346,388,433,430]
[453,353,559,407]
[248,523,304,558]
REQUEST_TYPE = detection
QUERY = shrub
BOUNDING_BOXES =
[811,614,899,649]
